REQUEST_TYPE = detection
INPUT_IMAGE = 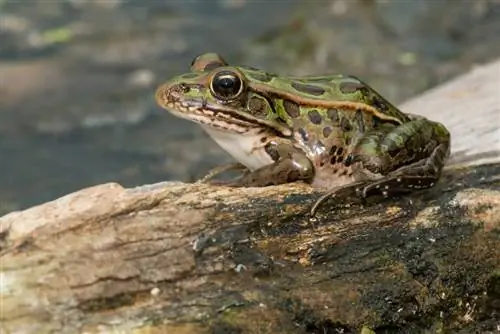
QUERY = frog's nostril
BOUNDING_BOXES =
[179,83,190,93]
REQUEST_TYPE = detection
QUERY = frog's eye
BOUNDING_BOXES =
[210,71,244,100]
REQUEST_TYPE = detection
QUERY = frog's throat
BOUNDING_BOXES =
[201,125,276,171]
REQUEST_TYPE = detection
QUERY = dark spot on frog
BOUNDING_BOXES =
[331,156,346,166]
[264,143,280,161]
[298,127,309,142]
[308,110,322,124]
[174,83,191,94]
[327,108,339,122]
[340,118,352,132]
[283,100,300,118]
[344,136,351,145]
[291,82,325,96]
[329,145,338,156]
[339,81,366,94]
[322,126,332,138]
[191,54,227,71]
[329,145,345,165]
[339,169,349,176]
[355,110,365,133]
[248,96,266,117]
[260,136,267,143]
[372,96,389,112]
[245,71,272,83]
[203,61,225,72]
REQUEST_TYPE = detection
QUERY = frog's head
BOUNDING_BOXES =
[155,53,291,136]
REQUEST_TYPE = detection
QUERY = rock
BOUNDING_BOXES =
[401,59,500,167]
[1,59,500,334]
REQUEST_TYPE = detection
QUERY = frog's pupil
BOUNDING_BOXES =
[211,72,242,99]
[219,77,233,89]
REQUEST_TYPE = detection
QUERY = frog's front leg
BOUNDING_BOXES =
[198,162,248,184]
[222,142,315,187]
[311,118,450,216]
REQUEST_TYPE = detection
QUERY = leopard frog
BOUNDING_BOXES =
[156,53,451,215]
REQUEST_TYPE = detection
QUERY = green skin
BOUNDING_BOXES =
[156,53,451,215]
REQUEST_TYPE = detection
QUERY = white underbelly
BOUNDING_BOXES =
[202,126,274,171]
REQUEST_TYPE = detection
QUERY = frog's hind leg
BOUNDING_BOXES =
[351,116,450,193]
[358,141,450,198]
[310,118,450,216]
[310,142,448,216]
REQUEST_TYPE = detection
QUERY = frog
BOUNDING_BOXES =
[155,53,451,216]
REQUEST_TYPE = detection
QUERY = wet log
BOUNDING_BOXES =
[1,59,499,334]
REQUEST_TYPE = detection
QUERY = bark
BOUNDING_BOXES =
[1,59,500,334]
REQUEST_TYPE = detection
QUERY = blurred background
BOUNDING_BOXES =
[1,0,499,214]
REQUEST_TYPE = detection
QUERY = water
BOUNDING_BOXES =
[1,0,499,212]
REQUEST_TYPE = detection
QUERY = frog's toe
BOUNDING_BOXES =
[310,181,367,216]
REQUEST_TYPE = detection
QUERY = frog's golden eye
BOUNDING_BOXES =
[210,71,244,100]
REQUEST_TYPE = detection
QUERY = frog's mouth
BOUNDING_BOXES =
[156,84,292,137]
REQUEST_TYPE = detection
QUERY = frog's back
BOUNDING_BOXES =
[241,70,413,189]
[240,67,407,121]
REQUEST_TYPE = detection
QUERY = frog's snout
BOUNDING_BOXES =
[155,83,170,108]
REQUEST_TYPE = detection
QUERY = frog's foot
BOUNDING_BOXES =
[206,154,314,188]
[197,163,248,184]
[309,181,366,216]
[357,174,438,198]
[309,174,429,217]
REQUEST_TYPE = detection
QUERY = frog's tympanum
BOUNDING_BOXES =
[156,53,451,215]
